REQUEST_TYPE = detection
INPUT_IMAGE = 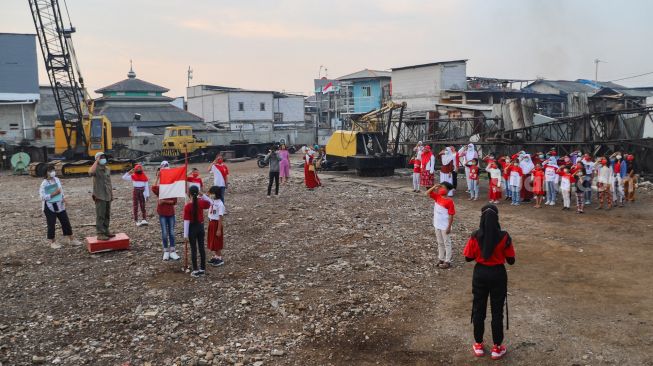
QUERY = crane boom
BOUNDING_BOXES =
[28,0,88,155]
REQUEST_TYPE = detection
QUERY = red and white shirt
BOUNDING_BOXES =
[187,176,203,190]
[463,233,515,266]
[469,165,479,180]
[429,191,455,230]
[409,158,421,173]
[210,164,229,187]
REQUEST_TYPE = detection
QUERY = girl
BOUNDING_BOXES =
[506,160,523,206]
[498,156,511,201]
[183,185,211,277]
[532,163,545,208]
[485,162,502,204]
[39,166,78,249]
[543,157,559,205]
[304,148,321,190]
[151,179,180,261]
[596,158,612,210]
[439,147,455,196]
[558,165,574,210]
[203,186,226,267]
[572,162,587,213]
[187,168,203,191]
[463,204,515,360]
[122,164,150,226]
[468,159,480,201]
[208,155,229,204]
[420,146,435,189]
[408,154,421,192]
[278,144,291,184]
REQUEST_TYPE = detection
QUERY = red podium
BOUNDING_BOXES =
[86,233,130,253]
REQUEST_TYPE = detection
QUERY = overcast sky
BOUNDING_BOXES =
[3,0,653,98]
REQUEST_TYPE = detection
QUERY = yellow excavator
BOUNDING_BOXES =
[27,0,132,177]
[325,101,406,176]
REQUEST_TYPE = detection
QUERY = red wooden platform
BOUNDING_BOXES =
[86,233,130,253]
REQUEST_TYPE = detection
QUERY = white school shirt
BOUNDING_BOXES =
[582,160,595,175]
[210,165,226,187]
[122,172,150,199]
[509,170,521,187]
[560,176,571,191]
[39,178,66,212]
[485,167,502,181]
[202,194,225,221]
[544,166,558,182]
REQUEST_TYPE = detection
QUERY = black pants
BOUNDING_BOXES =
[452,171,458,189]
[472,264,507,345]
[188,222,206,271]
[44,205,72,240]
[268,171,280,196]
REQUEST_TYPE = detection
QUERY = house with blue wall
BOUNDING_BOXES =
[336,69,391,113]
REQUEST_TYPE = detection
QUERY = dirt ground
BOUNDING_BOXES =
[0,158,652,366]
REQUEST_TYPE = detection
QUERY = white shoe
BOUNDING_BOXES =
[163,251,170,261]
[169,251,180,261]
[140,219,148,226]
[136,221,142,227]
[50,242,62,249]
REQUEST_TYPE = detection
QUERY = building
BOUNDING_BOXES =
[93,66,204,138]
[391,60,467,111]
[336,69,391,113]
[0,33,39,144]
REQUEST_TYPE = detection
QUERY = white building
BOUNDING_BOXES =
[391,60,467,111]
[187,85,305,132]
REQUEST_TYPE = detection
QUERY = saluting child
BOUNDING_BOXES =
[558,165,575,210]
[468,159,480,201]
[485,161,502,204]
[122,164,150,227]
[426,182,456,269]
[409,154,421,192]
[532,163,545,208]
[507,160,523,206]
[187,168,203,191]
[208,155,229,204]
[203,186,226,267]
[183,185,211,278]
[572,162,587,213]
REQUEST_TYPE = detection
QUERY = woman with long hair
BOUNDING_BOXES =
[463,204,515,360]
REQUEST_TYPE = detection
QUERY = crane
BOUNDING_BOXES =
[27,0,132,176]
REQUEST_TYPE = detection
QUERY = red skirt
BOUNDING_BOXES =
[489,178,502,201]
[206,219,223,252]
[304,164,320,189]
[420,170,434,187]
[532,177,544,196]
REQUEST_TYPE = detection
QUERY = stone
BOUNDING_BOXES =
[271,349,285,356]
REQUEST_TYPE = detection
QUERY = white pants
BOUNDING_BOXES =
[440,172,455,196]
[561,189,571,208]
[435,228,452,262]
[469,179,479,199]
[412,172,420,190]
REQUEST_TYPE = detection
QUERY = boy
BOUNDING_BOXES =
[426,182,456,269]
[208,154,229,204]
[408,154,421,192]
[187,168,203,191]
[507,160,523,206]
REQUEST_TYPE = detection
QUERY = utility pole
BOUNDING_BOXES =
[187,66,193,88]
[594,59,606,83]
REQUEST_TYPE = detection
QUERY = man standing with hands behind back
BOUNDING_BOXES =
[89,152,115,240]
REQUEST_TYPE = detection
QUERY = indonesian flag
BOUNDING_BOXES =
[322,81,334,93]
[158,166,187,199]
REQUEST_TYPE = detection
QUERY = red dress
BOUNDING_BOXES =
[532,169,545,196]
[304,155,321,189]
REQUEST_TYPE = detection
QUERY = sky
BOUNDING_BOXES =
[2,0,653,98]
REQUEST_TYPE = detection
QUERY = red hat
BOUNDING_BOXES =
[423,145,431,151]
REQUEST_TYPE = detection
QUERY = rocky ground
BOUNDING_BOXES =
[1,159,652,366]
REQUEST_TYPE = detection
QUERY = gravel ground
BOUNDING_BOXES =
[1,160,652,365]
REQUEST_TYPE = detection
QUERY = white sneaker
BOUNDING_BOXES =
[136,221,142,227]
[140,219,148,226]
[169,251,180,261]
[163,251,170,261]
[50,242,62,249]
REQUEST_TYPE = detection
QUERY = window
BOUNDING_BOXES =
[260,102,266,111]
[361,86,371,97]
[274,112,283,122]
[180,129,190,136]
[238,102,244,111]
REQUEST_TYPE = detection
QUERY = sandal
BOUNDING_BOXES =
[438,262,451,269]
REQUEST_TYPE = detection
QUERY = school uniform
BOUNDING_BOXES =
[485,166,502,201]
[202,194,225,253]
[558,172,575,209]
[183,199,211,271]
[430,191,456,263]
[186,176,203,191]
[468,165,480,199]
[507,166,523,205]
[409,158,421,191]
[463,232,515,346]
[122,170,149,222]
[498,158,511,199]
[544,163,559,204]
[39,177,72,240]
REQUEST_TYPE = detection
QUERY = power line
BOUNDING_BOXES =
[610,71,653,82]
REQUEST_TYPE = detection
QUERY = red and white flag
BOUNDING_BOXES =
[322,81,334,93]
[158,166,187,199]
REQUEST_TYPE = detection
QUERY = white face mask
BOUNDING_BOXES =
[49,171,56,178]
[616,155,622,160]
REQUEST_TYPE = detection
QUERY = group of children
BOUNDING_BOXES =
[411,144,639,214]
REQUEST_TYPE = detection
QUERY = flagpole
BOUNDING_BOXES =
[183,147,189,273]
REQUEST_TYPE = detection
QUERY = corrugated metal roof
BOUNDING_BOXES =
[336,69,391,81]
[94,103,203,127]
[435,103,493,111]
[95,77,169,94]
[525,80,597,94]
[391,59,467,71]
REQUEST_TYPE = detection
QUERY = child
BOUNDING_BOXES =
[208,155,229,204]
[39,166,79,249]
[122,164,150,226]
[507,160,523,206]
[468,159,480,201]
[203,186,226,267]
[485,162,502,204]
[572,162,587,213]
[183,185,211,277]
[187,168,203,191]
[426,182,456,269]
[558,166,575,210]
[408,154,421,192]
[498,156,511,201]
[151,183,180,261]
[543,157,559,205]
[532,163,545,208]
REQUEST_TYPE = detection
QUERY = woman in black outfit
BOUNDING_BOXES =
[463,204,515,360]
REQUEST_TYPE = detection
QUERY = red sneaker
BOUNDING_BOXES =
[473,342,485,357]
[491,344,507,360]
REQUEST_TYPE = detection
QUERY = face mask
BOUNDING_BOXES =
[471,162,477,166]
[99,159,107,165]
[135,169,142,174]
[192,173,199,178]
[538,155,544,159]
[49,171,56,178]
[217,159,224,164]
[437,187,448,196]
[616,155,622,160]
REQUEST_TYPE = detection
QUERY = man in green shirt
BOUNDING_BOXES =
[89,152,114,240]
